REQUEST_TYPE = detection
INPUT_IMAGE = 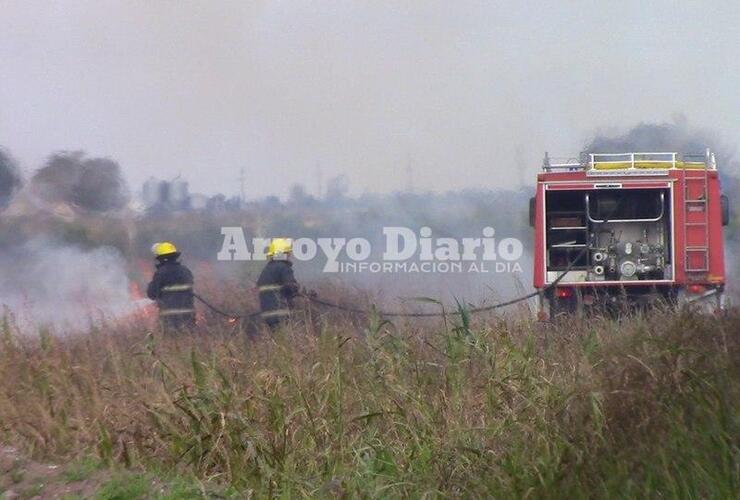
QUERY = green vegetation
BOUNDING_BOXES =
[94,474,151,500]
[0,308,738,497]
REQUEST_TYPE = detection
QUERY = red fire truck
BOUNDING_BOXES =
[530,151,730,317]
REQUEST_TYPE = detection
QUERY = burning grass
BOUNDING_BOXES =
[0,306,738,497]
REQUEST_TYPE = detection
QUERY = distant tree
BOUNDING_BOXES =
[225,196,242,211]
[262,195,282,209]
[325,175,349,200]
[0,147,22,208]
[206,194,227,213]
[289,183,314,206]
[74,157,129,211]
[32,151,82,203]
[31,151,129,212]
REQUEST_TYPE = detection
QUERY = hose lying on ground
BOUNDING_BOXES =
[193,205,616,319]
[301,251,582,317]
[302,204,619,317]
[193,293,260,320]
[193,256,576,320]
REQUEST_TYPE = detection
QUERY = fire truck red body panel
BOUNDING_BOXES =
[531,152,727,311]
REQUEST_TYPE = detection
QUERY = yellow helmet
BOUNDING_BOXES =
[152,241,179,257]
[267,238,293,257]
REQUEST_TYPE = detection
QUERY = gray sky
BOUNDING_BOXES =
[1,1,738,198]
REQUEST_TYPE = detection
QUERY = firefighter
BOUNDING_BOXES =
[147,242,195,332]
[257,238,300,329]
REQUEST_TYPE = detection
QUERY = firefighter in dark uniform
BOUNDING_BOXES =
[257,238,300,329]
[147,242,196,332]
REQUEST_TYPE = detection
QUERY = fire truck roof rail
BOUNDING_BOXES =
[541,152,583,171]
[541,149,716,172]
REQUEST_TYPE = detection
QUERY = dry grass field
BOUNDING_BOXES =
[0,303,738,498]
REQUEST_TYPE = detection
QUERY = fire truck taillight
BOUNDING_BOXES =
[687,284,706,295]
[555,287,574,299]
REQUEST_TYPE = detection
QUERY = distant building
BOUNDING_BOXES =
[142,176,191,212]
[189,193,208,211]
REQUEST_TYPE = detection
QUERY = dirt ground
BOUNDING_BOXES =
[0,446,224,499]
[0,446,110,499]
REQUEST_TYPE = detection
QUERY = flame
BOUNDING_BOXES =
[128,281,157,319]
[129,280,143,300]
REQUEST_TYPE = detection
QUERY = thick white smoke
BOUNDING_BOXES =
[0,238,137,332]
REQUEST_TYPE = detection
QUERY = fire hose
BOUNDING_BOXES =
[192,248,582,320]
[307,205,618,317]
[301,253,579,317]
[193,293,260,321]
[192,206,617,321]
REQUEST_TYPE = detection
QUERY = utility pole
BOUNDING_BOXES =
[239,167,246,206]
[406,154,415,193]
[316,162,323,199]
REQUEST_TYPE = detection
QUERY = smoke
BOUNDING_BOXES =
[0,237,136,331]
[585,118,738,171]
[0,148,22,209]
[31,151,129,212]
[222,188,533,307]
[0,147,140,332]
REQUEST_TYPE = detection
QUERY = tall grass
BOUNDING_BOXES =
[0,306,737,497]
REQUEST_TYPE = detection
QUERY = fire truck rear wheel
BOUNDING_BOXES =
[548,293,578,319]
